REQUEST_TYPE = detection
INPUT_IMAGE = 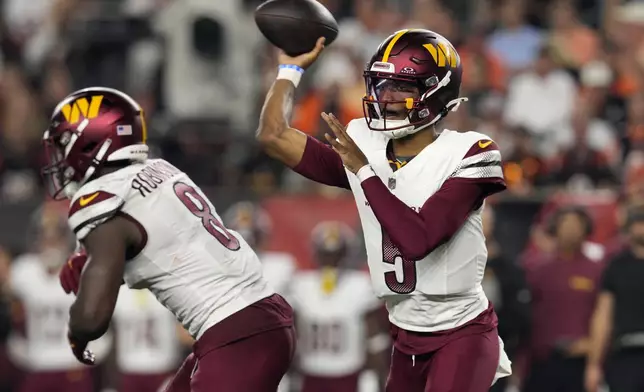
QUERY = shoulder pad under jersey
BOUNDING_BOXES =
[448,131,504,183]
[68,173,130,241]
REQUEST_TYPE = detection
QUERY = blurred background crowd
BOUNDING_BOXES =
[1,0,644,391]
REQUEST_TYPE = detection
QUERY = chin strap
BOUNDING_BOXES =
[446,97,469,113]
[405,96,469,137]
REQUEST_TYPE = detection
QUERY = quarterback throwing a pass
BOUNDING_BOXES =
[257,29,512,391]
[44,87,295,392]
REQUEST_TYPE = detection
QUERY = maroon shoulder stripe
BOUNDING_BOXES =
[463,139,500,159]
[69,191,116,217]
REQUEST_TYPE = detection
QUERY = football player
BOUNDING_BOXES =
[44,87,295,392]
[7,206,111,392]
[290,221,389,392]
[112,287,183,392]
[223,201,296,297]
[257,30,512,391]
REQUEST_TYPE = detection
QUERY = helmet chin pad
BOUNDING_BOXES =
[369,118,418,139]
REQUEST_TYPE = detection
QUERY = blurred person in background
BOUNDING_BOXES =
[504,45,577,156]
[458,26,507,107]
[524,206,605,392]
[482,206,531,392]
[407,0,459,44]
[0,246,15,392]
[289,221,388,392]
[111,287,184,392]
[486,0,544,75]
[556,95,620,168]
[551,98,619,190]
[292,50,365,139]
[0,65,46,202]
[606,2,644,99]
[7,206,111,392]
[333,0,405,64]
[626,94,644,154]
[502,127,547,193]
[578,60,627,142]
[547,0,599,71]
[224,201,296,297]
[586,208,644,392]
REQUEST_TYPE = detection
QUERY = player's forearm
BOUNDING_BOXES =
[256,80,297,155]
[68,300,111,342]
[361,177,485,261]
[69,276,113,342]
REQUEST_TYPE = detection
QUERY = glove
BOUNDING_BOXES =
[60,250,88,295]
[68,332,95,365]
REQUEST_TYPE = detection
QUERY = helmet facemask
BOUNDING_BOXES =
[363,62,467,139]
[41,121,111,200]
[42,126,79,200]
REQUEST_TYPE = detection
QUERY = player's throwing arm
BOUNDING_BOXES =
[255,0,352,189]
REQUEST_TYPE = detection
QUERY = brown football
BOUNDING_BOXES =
[255,0,339,56]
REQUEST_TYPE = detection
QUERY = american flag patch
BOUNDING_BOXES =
[116,125,132,136]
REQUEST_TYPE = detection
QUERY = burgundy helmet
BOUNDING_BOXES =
[223,201,272,249]
[363,29,467,139]
[311,221,357,268]
[42,87,149,199]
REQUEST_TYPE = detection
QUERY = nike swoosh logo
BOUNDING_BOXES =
[478,140,493,149]
[79,192,99,207]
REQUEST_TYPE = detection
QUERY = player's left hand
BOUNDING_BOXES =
[322,112,368,174]
[68,332,95,366]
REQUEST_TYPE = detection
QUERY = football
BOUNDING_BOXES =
[255,0,339,57]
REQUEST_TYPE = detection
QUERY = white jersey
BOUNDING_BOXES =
[113,287,181,374]
[67,159,273,339]
[8,254,111,371]
[260,251,296,297]
[345,119,505,332]
[290,269,380,377]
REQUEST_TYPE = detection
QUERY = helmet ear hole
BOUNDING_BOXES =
[425,76,439,88]
[82,142,98,153]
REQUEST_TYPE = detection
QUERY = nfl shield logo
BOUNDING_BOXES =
[388,177,396,190]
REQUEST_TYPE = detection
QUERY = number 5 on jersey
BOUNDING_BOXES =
[383,230,417,294]
[173,182,241,251]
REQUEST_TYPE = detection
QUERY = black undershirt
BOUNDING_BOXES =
[602,249,644,349]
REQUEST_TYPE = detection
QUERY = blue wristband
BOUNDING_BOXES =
[278,64,304,73]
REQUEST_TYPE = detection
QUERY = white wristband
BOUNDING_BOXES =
[276,64,304,88]
[356,165,376,182]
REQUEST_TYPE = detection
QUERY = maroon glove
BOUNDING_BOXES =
[60,250,88,295]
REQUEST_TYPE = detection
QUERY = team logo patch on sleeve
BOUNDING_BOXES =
[69,191,116,217]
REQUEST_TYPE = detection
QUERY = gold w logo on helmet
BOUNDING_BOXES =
[423,42,458,68]
[61,96,104,124]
